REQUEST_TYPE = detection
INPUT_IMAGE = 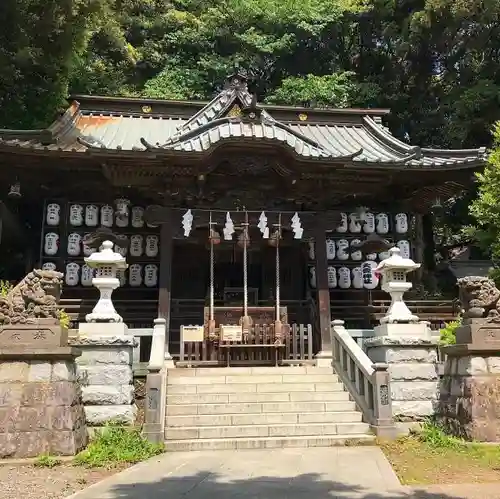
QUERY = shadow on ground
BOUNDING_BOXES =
[105,471,465,498]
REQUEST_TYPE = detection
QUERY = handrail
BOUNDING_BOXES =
[331,319,395,437]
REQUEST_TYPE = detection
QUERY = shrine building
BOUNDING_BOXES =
[0,72,486,365]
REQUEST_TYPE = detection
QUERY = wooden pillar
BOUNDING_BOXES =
[157,209,173,335]
[314,219,332,358]
[414,214,424,282]
[422,214,436,272]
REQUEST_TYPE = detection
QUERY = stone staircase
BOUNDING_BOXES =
[164,366,375,451]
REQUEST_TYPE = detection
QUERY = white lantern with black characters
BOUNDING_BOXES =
[336,213,348,233]
[336,239,349,261]
[326,238,336,260]
[130,235,143,257]
[115,198,130,227]
[100,205,114,228]
[81,264,94,287]
[69,204,84,226]
[397,239,411,259]
[363,212,375,234]
[42,262,57,271]
[145,235,159,257]
[65,262,80,287]
[350,239,362,261]
[338,266,351,288]
[144,264,159,287]
[352,267,363,289]
[361,260,379,289]
[46,203,61,226]
[131,206,145,228]
[44,232,59,256]
[67,233,82,257]
[327,266,337,288]
[376,213,389,234]
[129,263,143,287]
[395,213,409,234]
[348,213,362,233]
[85,205,99,227]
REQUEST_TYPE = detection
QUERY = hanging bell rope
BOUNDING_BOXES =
[207,212,217,338]
[274,213,283,342]
[239,211,252,331]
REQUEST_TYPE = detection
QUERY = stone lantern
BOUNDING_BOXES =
[84,240,128,323]
[375,247,420,324]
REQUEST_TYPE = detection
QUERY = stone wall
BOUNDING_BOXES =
[365,337,439,421]
[438,352,500,441]
[71,336,136,426]
[0,356,87,458]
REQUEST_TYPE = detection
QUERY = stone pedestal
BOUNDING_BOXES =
[438,320,500,441]
[71,326,137,426]
[365,323,439,421]
[0,348,87,458]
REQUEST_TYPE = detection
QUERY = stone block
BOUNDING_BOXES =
[20,381,81,407]
[392,400,435,418]
[374,323,431,339]
[0,362,30,382]
[457,356,488,375]
[28,361,52,382]
[391,381,438,401]
[78,323,129,337]
[0,322,67,348]
[367,346,437,364]
[0,383,23,406]
[84,404,136,425]
[487,357,500,374]
[75,347,133,366]
[77,364,132,386]
[51,361,77,382]
[81,385,134,405]
[389,363,438,381]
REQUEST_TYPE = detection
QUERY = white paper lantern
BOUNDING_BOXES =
[348,213,362,233]
[83,205,98,227]
[308,241,315,260]
[366,252,377,261]
[129,263,142,287]
[326,238,336,260]
[44,232,59,256]
[376,213,389,234]
[363,212,375,234]
[145,235,159,258]
[82,234,95,257]
[81,264,94,287]
[67,233,82,257]
[130,235,143,257]
[379,248,390,260]
[309,267,316,288]
[397,239,411,259]
[69,204,84,227]
[327,266,337,288]
[395,213,409,234]
[42,262,57,271]
[100,205,114,228]
[352,267,363,288]
[131,206,145,228]
[362,260,379,289]
[338,266,351,289]
[115,200,130,228]
[144,264,159,287]
[46,203,61,226]
[115,243,128,257]
[336,239,349,261]
[350,239,362,261]
[65,262,80,286]
[336,213,348,233]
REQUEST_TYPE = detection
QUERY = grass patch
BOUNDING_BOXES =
[380,421,500,485]
[74,423,163,468]
[34,454,62,468]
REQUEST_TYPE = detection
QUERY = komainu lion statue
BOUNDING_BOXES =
[457,276,500,322]
[0,269,64,325]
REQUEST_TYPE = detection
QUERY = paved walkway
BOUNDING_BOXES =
[64,447,500,499]
[65,447,405,499]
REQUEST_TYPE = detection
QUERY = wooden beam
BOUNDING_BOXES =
[314,217,332,354]
[158,209,173,338]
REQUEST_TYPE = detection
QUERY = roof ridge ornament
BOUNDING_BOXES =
[225,69,249,90]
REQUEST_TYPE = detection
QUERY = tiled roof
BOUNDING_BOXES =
[0,75,486,169]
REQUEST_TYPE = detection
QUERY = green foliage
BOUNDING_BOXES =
[57,309,71,329]
[469,123,500,261]
[74,423,163,468]
[439,319,461,346]
[0,280,13,297]
[34,454,62,468]
[417,420,464,449]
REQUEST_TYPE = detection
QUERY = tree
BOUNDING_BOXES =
[468,123,500,263]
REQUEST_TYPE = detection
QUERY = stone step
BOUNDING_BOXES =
[168,366,334,376]
[166,400,357,415]
[166,411,363,427]
[165,422,370,440]
[167,382,345,395]
[166,390,351,405]
[167,373,339,385]
[165,434,375,451]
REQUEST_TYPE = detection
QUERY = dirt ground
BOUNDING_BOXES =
[381,437,500,485]
[0,463,128,499]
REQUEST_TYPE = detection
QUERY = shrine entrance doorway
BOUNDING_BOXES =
[169,235,313,365]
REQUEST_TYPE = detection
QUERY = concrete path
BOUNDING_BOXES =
[65,447,410,499]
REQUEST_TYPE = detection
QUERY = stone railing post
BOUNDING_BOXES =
[371,363,393,429]
[143,317,174,444]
